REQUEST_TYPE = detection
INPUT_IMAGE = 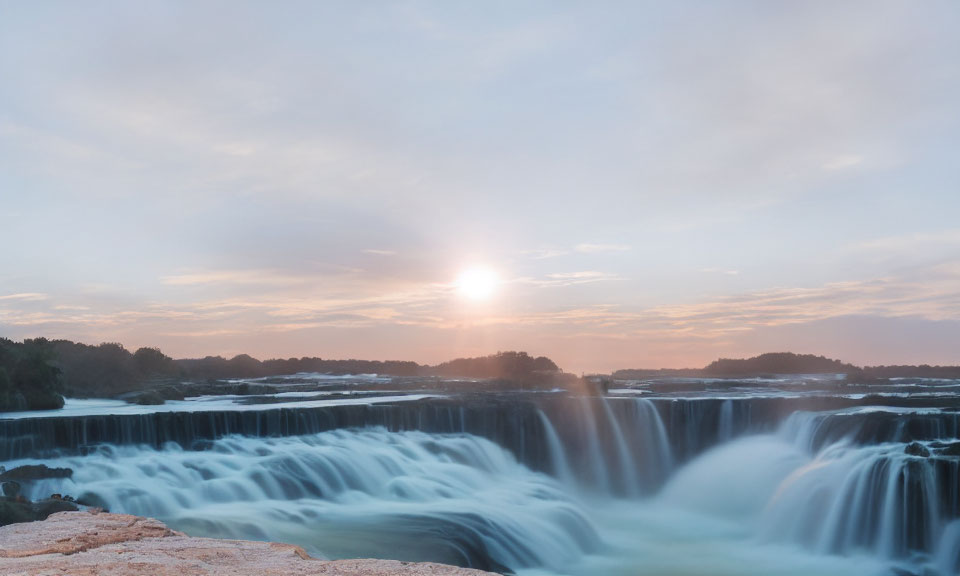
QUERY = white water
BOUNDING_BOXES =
[0,394,436,420]
[19,430,598,572]
[6,395,957,575]
[13,425,950,575]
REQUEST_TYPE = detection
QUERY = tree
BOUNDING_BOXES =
[133,347,175,376]
[12,339,64,410]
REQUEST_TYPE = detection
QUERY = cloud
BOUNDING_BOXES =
[519,248,569,260]
[574,243,630,254]
[160,269,317,287]
[732,315,960,367]
[0,2,958,371]
[850,229,960,253]
[0,293,48,301]
[546,271,612,280]
[510,271,618,289]
[822,154,864,171]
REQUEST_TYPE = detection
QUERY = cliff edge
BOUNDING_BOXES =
[0,510,496,576]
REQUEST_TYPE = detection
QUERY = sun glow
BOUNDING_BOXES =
[456,267,499,300]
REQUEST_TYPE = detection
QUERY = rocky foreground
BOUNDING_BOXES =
[0,511,496,576]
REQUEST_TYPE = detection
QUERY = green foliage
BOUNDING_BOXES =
[0,338,64,411]
[133,347,176,376]
[0,335,568,411]
[431,351,560,379]
[132,391,166,405]
[0,367,13,409]
[704,352,859,376]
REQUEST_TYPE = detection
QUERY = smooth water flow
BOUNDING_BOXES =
[4,388,959,575]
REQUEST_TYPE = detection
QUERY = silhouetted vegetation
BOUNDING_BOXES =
[50,341,180,397]
[704,353,859,376]
[177,355,421,380]
[5,336,959,413]
[0,338,65,411]
[429,351,559,379]
[0,338,567,411]
[609,368,708,380]
[852,364,960,381]
[613,352,960,381]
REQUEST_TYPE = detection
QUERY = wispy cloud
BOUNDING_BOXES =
[452,270,960,339]
[822,154,864,171]
[0,293,48,302]
[161,269,318,287]
[851,229,960,253]
[521,244,631,258]
[574,243,630,254]
[519,248,569,260]
[363,249,397,256]
[6,269,958,338]
[701,268,740,276]
[511,271,618,288]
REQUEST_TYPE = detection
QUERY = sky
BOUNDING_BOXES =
[1,1,959,374]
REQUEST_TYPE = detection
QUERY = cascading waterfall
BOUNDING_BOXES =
[938,520,960,575]
[535,410,574,484]
[16,429,600,574]
[599,399,640,497]
[759,442,945,557]
[3,392,959,575]
[765,409,960,565]
[718,399,734,442]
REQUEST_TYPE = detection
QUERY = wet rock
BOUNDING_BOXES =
[0,497,78,527]
[0,465,72,482]
[76,492,109,511]
[935,441,960,457]
[130,391,165,405]
[1,482,20,498]
[904,442,931,458]
[0,511,496,575]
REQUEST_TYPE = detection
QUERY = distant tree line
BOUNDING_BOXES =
[8,339,957,412]
[0,338,564,411]
[608,368,709,380]
[177,355,421,380]
[428,351,559,379]
[704,353,859,376]
[612,352,960,380]
[854,364,960,380]
[0,338,65,411]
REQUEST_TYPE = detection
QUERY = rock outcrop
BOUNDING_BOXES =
[0,511,496,576]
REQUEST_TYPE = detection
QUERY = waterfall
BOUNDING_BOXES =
[536,409,574,484]
[624,398,674,492]
[4,392,959,575]
[937,520,960,575]
[533,396,675,496]
[718,399,734,442]
[759,442,946,558]
[16,429,600,573]
[599,399,641,496]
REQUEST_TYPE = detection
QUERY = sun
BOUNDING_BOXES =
[456,267,499,300]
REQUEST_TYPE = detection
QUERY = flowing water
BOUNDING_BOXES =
[2,375,958,575]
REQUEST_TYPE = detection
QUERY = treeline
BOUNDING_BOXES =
[50,340,179,396]
[607,368,707,380]
[429,351,559,379]
[0,338,65,411]
[855,364,960,380]
[0,338,564,411]
[177,355,421,380]
[704,353,859,376]
[613,352,960,380]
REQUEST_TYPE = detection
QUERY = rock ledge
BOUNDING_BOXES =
[0,511,495,575]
